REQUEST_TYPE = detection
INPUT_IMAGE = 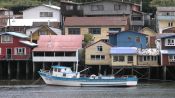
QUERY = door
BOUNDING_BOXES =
[6,48,12,59]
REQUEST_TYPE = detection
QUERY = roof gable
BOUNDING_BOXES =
[85,40,112,49]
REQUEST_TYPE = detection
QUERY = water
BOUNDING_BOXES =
[0,81,175,98]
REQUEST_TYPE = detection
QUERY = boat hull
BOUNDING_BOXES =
[39,71,138,87]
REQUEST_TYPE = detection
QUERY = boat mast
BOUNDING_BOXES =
[76,49,79,73]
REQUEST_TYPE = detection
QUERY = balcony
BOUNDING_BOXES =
[32,56,77,62]
[0,55,32,61]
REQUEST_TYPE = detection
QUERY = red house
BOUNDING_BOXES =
[159,34,175,66]
[0,32,37,60]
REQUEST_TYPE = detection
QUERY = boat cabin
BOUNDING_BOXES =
[51,66,80,78]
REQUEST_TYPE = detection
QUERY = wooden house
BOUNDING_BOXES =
[32,35,83,69]
[26,25,61,43]
[139,27,157,48]
[156,7,175,33]
[64,16,129,42]
[85,40,112,75]
[109,31,148,48]
[110,47,138,66]
[61,0,147,31]
[0,32,37,60]
[158,34,175,66]
[6,4,61,33]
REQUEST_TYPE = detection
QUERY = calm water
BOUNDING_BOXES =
[0,81,175,98]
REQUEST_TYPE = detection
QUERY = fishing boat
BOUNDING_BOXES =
[38,65,138,87]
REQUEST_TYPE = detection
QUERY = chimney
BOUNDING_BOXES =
[30,31,32,42]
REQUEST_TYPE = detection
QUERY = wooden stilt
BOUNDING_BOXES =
[111,67,114,75]
[98,65,101,75]
[17,61,20,79]
[0,61,2,79]
[163,66,167,80]
[26,61,29,80]
[131,66,134,75]
[33,62,35,80]
[148,67,151,80]
[8,61,10,80]
[42,62,45,70]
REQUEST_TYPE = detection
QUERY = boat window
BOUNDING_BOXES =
[58,68,61,72]
[54,68,57,72]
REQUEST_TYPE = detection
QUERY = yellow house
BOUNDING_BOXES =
[26,25,61,43]
[85,40,112,75]
[64,16,129,42]
[156,7,175,33]
[110,47,138,66]
[139,27,157,48]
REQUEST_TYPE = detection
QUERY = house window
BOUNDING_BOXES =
[91,55,105,60]
[89,28,101,34]
[165,39,175,46]
[68,28,80,34]
[97,46,103,52]
[169,55,175,62]
[114,4,121,10]
[132,16,142,21]
[135,36,140,43]
[139,56,142,62]
[128,56,133,63]
[40,12,53,17]
[39,31,47,35]
[143,56,147,61]
[108,28,121,32]
[113,56,125,62]
[91,5,104,11]
[66,5,73,10]
[1,35,13,43]
[15,48,26,55]
[168,22,173,27]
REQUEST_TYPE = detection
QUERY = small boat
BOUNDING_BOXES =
[38,65,138,87]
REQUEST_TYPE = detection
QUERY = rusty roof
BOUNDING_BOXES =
[33,35,83,52]
[64,16,128,27]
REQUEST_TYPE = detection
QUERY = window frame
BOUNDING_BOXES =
[165,38,175,46]
[68,28,80,35]
[91,55,105,60]
[91,5,104,11]
[15,47,26,55]
[1,35,13,43]
[40,12,53,17]
[89,28,101,34]
[97,46,103,52]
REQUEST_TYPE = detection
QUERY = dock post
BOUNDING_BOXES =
[0,61,2,79]
[26,61,29,80]
[42,62,45,70]
[131,66,134,75]
[99,65,101,75]
[8,61,10,80]
[148,67,151,80]
[33,62,35,80]
[163,66,167,80]
[17,61,20,79]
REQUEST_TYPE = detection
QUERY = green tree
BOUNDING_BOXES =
[83,33,94,46]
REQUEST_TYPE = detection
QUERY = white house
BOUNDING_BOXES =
[7,4,61,30]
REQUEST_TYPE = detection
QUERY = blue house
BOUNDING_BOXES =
[109,31,148,49]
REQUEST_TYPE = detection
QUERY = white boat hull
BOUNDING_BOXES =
[39,72,137,87]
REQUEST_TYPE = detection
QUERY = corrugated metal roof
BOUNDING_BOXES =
[20,41,38,47]
[0,32,29,38]
[64,16,128,26]
[7,19,59,26]
[157,7,175,12]
[33,35,83,52]
[156,33,175,39]
[110,47,137,54]
[43,4,60,10]
[161,50,175,54]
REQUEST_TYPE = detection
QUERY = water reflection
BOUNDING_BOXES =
[0,81,175,98]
